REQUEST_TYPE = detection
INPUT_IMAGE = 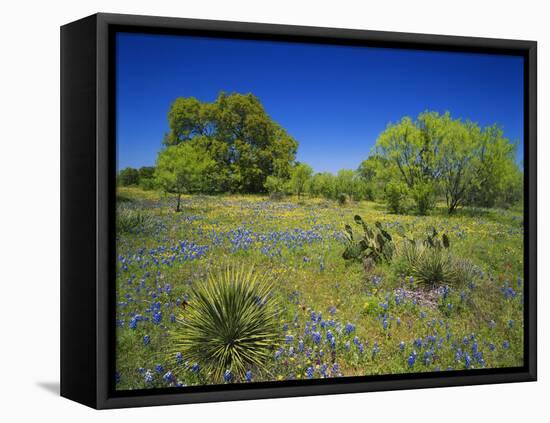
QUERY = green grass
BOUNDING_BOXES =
[115,187,524,389]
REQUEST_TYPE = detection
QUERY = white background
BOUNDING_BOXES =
[1,0,547,420]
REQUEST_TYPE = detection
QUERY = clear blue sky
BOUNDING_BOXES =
[116,32,524,173]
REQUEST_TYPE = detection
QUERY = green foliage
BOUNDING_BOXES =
[169,265,279,383]
[342,215,394,265]
[118,167,140,186]
[164,92,298,193]
[154,143,215,212]
[374,111,522,214]
[410,181,437,215]
[264,175,288,200]
[289,163,313,198]
[118,166,157,190]
[307,172,336,199]
[384,180,408,214]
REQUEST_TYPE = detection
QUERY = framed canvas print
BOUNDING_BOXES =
[60,13,537,409]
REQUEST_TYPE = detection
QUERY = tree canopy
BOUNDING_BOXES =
[163,92,298,193]
[154,143,215,212]
[373,111,522,213]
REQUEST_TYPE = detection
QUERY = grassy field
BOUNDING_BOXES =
[115,186,524,389]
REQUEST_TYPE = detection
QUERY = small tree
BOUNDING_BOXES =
[289,163,313,198]
[154,143,214,212]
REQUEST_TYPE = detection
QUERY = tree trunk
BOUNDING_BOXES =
[176,193,181,212]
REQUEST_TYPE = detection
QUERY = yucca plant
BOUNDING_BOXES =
[396,241,477,288]
[411,246,455,287]
[116,207,150,234]
[170,265,279,383]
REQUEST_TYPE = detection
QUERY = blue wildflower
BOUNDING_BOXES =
[163,371,174,383]
[408,351,417,367]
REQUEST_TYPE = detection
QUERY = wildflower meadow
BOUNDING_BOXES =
[115,188,524,389]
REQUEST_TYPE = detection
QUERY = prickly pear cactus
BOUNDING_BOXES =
[342,215,394,264]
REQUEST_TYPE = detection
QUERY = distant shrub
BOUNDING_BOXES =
[169,265,279,383]
[411,182,437,215]
[139,177,156,191]
[384,181,408,214]
[264,175,288,200]
[337,193,349,205]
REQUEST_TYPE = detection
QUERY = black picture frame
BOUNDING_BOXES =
[60,12,537,409]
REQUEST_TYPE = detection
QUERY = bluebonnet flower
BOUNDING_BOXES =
[329,306,336,315]
[306,367,315,379]
[423,351,432,365]
[397,317,401,326]
[488,343,495,351]
[191,363,200,373]
[420,311,427,319]
[399,341,405,352]
[312,331,322,345]
[408,351,417,367]
[170,314,176,323]
[163,371,174,383]
[413,338,423,349]
[298,339,304,352]
[175,352,183,365]
[503,340,510,349]
[153,311,162,325]
[345,323,356,334]
[155,364,164,373]
[282,323,289,331]
[383,318,388,331]
[245,371,253,382]
[372,342,379,358]
[144,370,154,384]
[285,334,294,343]
[129,316,138,330]
[223,370,233,382]
[143,335,150,346]
[274,349,283,359]
[508,319,514,328]
[464,354,472,368]
[455,349,463,363]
